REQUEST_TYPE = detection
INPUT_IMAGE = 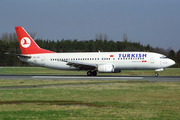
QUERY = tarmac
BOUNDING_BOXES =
[0,74,180,82]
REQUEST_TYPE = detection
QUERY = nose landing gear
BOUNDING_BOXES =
[155,68,163,77]
[155,72,159,77]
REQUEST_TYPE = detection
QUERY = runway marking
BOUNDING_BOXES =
[32,76,144,80]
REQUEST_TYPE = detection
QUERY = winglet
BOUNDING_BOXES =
[15,26,55,54]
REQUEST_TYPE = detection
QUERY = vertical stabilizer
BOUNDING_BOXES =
[15,26,55,54]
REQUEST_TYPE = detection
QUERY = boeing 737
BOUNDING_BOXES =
[8,26,175,77]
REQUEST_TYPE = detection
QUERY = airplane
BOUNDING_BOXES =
[7,26,175,77]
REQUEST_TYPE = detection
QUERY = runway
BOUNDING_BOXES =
[0,74,180,82]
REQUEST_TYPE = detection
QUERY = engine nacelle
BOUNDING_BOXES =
[98,64,114,73]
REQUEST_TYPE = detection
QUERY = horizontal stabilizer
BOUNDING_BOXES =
[5,53,31,58]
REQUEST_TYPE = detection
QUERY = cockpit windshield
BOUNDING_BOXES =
[160,56,168,59]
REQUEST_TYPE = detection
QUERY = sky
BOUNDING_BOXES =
[0,0,180,52]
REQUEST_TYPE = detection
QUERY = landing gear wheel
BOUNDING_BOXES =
[155,72,159,77]
[87,71,97,76]
[92,71,97,76]
[87,71,92,76]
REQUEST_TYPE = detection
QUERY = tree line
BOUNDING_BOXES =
[0,33,180,67]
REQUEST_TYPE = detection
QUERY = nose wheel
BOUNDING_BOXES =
[155,72,159,77]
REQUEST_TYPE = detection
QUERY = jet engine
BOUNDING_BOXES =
[98,64,114,73]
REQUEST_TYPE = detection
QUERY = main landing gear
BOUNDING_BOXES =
[87,71,97,76]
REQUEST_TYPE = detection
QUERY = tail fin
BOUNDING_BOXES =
[15,26,55,55]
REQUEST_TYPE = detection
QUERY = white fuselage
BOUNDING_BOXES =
[18,52,175,72]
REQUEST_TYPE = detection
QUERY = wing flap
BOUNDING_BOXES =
[62,60,97,70]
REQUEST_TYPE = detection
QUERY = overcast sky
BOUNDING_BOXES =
[1,0,180,52]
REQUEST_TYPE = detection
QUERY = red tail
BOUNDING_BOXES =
[15,26,55,54]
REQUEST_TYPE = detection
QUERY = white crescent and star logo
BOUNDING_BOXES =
[20,37,31,48]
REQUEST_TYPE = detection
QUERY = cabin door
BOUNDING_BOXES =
[41,56,45,65]
[150,55,155,63]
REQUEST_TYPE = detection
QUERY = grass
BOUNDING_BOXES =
[0,79,147,87]
[0,67,180,76]
[0,81,180,119]
[0,67,180,119]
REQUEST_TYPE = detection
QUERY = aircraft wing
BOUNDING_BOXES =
[5,53,31,58]
[62,60,97,70]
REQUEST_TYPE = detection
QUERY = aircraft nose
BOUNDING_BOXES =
[169,59,175,66]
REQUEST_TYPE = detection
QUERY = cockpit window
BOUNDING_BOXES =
[160,56,168,59]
